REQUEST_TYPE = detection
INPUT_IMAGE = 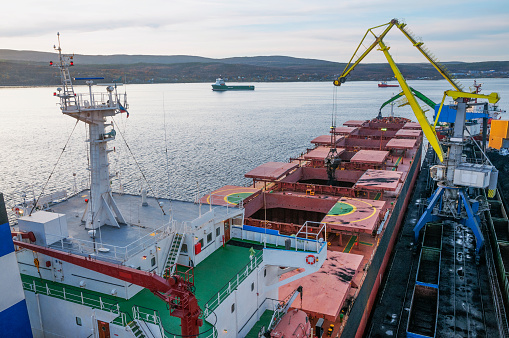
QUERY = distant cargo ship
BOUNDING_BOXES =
[378,81,399,87]
[212,77,255,91]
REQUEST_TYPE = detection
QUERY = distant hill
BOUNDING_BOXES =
[0,49,335,67]
[0,49,507,86]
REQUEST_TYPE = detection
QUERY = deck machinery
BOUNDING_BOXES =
[333,18,500,261]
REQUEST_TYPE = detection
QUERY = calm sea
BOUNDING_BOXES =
[1,79,508,215]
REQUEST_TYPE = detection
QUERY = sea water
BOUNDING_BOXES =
[1,79,508,215]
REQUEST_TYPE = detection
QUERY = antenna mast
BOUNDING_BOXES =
[52,33,127,230]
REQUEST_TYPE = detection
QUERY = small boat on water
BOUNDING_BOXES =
[378,81,399,87]
[212,77,255,91]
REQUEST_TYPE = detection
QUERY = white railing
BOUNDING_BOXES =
[22,279,126,326]
[203,251,263,318]
[296,221,327,252]
[65,92,127,112]
[133,305,218,338]
[232,223,327,253]
[133,306,166,338]
[49,223,173,262]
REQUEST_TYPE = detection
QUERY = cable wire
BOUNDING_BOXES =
[30,119,80,216]
[111,117,166,215]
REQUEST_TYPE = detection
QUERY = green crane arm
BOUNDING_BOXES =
[379,87,437,112]
[379,92,404,112]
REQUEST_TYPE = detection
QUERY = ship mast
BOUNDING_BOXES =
[52,33,126,230]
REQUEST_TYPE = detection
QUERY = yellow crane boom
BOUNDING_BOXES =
[377,40,444,162]
[334,19,446,162]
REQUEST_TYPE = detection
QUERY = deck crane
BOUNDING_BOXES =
[12,237,203,337]
[333,19,501,260]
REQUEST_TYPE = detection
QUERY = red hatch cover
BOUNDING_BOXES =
[350,150,389,164]
[385,138,417,149]
[302,147,345,161]
[331,126,358,135]
[403,122,422,130]
[343,120,367,127]
[245,162,298,180]
[395,129,422,138]
[354,169,403,191]
[311,135,344,146]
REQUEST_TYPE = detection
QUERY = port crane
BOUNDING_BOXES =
[333,19,500,259]
[12,237,203,337]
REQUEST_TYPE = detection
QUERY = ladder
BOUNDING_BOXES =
[163,233,185,276]
[127,320,146,338]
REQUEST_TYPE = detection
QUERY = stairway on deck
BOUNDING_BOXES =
[128,320,146,338]
[163,233,185,276]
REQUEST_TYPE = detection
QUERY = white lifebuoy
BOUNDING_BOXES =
[306,255,317,265]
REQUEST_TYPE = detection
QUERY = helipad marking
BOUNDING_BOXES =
[225,192,254,205]
[206,188,256,205]
[327,202,356,217]
[330,198,378,224]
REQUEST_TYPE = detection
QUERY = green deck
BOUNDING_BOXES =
[22,244,257,335]
[245,310,274,338]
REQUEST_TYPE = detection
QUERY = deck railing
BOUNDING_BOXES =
[22,279,128,326]
[203,250,263,318]
[22,278,218,337]
[48,222,173,262]
[232,223,327,253]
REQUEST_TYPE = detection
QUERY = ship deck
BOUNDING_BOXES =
[46,191,236,262]
[21,244,257,335]
[191,117,423,336]
[279,251,364,321]
[245,310,275,338]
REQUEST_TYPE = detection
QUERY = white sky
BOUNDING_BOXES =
[1,0,508,63]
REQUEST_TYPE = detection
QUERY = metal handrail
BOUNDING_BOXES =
[203,251,263,318]
[48,223,172,262]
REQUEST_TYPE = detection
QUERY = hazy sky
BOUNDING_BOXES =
[1,0,508,63]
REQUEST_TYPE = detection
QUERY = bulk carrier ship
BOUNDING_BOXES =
[1,36,423,338]
[2,19,508,338]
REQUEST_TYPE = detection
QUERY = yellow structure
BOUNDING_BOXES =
[489,120,509,150]
[333,19,500,164]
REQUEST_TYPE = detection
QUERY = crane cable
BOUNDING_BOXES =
[162,93,174,219]
[162,94,172,204]
[30,119,80,216]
